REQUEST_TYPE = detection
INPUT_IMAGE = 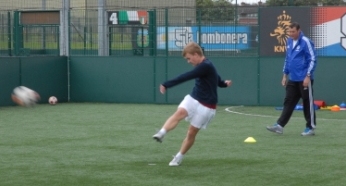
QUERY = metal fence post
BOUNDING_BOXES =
[149,9,156,56]
[197,8,201,46]
[42,0,46,50]
[165,8,168,56]
[108,27,112,55]
[60,0,70,56]
[13,11,23,56]
[83,26,86,55]
[98,0,108,56]
[7,11,11,56]
[1,14,4,41]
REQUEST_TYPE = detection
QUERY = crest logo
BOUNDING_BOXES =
[270,11,292,52]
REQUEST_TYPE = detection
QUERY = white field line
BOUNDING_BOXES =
[225,106,346,121]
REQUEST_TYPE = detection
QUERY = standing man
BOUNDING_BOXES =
[266,22,317,136]
[152,42,232,166]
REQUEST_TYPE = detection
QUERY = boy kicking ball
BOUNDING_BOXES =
[152,42,232,166]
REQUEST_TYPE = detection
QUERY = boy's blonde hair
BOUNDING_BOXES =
[182,42,204,57]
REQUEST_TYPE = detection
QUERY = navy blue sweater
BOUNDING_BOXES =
[162,58,227,105]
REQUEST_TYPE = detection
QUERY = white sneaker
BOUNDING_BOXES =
[266,124,283,134]
[169,156,183,166]
[152,132,164,143]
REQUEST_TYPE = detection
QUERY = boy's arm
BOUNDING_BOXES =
[218,75,232,87]
[162,63,208,89]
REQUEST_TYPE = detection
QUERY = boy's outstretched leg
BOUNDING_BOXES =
[153,107,188,143]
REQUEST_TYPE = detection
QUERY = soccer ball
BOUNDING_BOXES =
[48,96,58,105]
[11,86,40,107]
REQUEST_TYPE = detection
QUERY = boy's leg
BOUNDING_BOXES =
[153,107,187,142]
[169,124,199,166]
[180,125,200,154]
[163,108,188,132]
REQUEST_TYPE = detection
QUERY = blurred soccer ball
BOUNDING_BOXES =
[48,96,58,105]
[11,86,40,107]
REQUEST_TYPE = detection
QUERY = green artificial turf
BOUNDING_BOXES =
[0,103,345,186]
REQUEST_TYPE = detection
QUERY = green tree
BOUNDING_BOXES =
[212,0,234,22]
[196,0,235,23]
[196,0,214,22]
[266,0,346,6]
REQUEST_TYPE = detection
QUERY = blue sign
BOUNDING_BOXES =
[157,26,251,51]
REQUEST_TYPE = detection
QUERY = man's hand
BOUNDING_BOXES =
[282,74,288,86]
[303,76,310,88]
[160,84,166,94]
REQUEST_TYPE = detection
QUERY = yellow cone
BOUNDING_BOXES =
[244,137,256,143]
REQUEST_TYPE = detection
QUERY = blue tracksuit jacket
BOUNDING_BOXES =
[283,32,317,81]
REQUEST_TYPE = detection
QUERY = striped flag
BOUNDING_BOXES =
[108,10,148,25]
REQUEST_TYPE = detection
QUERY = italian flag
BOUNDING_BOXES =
[118,10,148,25]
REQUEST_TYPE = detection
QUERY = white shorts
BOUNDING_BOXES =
[178,95,216,129]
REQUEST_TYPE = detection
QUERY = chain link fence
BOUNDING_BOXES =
[0,0,288,57]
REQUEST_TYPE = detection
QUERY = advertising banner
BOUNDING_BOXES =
[157,26,251,51]
[311,7,346,56]
[259,7,311,56]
